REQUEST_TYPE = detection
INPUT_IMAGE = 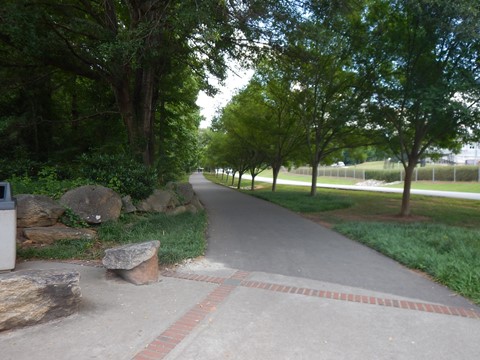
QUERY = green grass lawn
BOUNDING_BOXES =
[206,172,480,305]
[17,211,207,266]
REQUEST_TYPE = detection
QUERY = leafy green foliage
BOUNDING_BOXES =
[77,153,158,201]
[359,0,480,215]
[7,166,88,199]
[335,222,480,304]
[60,207,89,229]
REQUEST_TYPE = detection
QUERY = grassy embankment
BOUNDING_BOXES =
[206,172,480,305]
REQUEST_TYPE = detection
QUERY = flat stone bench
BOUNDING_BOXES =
[0,269,81,331]
[102,240,160,285]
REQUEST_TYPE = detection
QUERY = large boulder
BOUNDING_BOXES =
[16,195,65,228]
[136,190,176,212]
[60,185,122,224]
[190,194,204,211]
[166,182,195,205]
[23,226,97,245]
[0,269,81,331]
[103,240,160,285]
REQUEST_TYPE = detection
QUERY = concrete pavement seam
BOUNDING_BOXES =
[163,270,480,321]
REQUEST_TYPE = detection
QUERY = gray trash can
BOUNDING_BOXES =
[0,182,16,271]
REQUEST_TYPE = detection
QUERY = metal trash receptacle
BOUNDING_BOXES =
[0,182,16,271]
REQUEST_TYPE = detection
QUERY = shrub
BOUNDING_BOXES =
[364,169,402,182]
[0,158,40,180]
[8,166,88,199]
[77,153,158,201]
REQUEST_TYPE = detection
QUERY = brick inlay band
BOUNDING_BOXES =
[133,270,247,360]
[162,270,480,320]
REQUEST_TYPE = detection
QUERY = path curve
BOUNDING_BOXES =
[190,173,477,309]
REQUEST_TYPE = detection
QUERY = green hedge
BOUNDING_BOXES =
[365,166,480,182]
[77,153,158,201]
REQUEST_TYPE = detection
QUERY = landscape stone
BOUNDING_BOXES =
[137,190,175,212]
[23,226,97,245]
[0,269,81,331]
[171,182,195,205]
[186,204,198,214]
[16,194,65,228]
[189,194,204,211]
[60,185,122,224]
[102,241,160,285]
[168,205,187,216]
[121,195,137,213]
[113,255,159,286]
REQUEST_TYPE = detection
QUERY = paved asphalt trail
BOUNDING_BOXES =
[190,173,476,309]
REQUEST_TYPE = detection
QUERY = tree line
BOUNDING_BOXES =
[1,0,479,215]
[202,0,480,216]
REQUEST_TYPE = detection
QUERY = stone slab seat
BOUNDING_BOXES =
[102,240,160,285]
[0,269,81,331]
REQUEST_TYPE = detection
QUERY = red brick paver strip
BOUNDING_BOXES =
[162,270,480,321]
[133,270,248,360]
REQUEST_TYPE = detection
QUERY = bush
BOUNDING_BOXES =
[8,166,88,199]
[0,158,41,180]
[77,153,158,201]
[364,169,402,182]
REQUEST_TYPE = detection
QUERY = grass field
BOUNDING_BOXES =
[17,211,207,266]
[206,172,480,305]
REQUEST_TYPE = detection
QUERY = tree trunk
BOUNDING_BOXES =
[400,163,416,216]
[251,174,256,191]
[310,162,319,196]
[111,68,159,167]
[237,173,243,189]
[272,164,281,192]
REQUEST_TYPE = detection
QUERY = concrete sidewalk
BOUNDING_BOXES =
[1,173,479,359]
[1,260,479,360]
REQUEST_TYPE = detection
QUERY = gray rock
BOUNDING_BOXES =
[168,205,187,216]
[186,204,199,214]
[189,194,204,211]
[121,195,137,213]
[23,226,97,245]
[103,241,160,285]
[136,190,175,212]
[0,269,81,331]
[102,240,160,270]
[16,194,65,228]
[169,182,195,205]
[60,185,122,224]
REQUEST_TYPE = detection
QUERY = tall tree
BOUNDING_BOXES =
[0,0,274,166]
[254,61,306,191]
[360,0,480,216]
[279,1,370,196]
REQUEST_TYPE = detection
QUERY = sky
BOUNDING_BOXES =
[196,66,254,128]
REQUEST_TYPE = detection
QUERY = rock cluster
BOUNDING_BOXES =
[16,182,203,247]
[17,194,96,246]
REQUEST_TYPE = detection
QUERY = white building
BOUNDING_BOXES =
[441,143,480,165]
